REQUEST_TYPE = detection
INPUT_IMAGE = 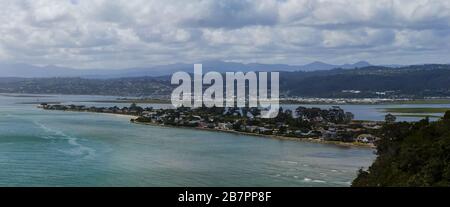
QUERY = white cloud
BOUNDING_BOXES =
[0,0,449,69]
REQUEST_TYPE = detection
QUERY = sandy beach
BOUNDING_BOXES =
[131,120,375,149]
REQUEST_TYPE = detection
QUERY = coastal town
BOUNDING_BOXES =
[38,103,393,147]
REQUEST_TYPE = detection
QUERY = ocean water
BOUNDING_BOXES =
[0,94,377,186]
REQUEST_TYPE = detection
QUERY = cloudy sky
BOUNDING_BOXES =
[0,0,449,69]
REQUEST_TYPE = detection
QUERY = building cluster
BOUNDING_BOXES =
[39,103,383,144]
[282,97,410,104]
[38,103,149,115]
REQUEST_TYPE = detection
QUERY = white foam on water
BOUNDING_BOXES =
[41,135,54,140]
[332,181,352,186]
[34,121,96,159]
[302,177,326,183]
[280,161,298,165]
[34,121,65,137]
[59,136,96,159]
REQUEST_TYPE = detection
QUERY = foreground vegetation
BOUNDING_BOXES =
[352,112,450,186]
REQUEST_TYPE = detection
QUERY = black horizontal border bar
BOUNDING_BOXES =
[0,187,447,206]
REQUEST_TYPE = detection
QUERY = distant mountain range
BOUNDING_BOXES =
[0,60,373,78]
[2,64,450,98]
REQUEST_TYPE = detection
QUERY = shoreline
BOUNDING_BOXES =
[47,109,140,119]
[104,113,139,119]
[84,98,450,105]
[39,107,375,149]
[131,120,375,149]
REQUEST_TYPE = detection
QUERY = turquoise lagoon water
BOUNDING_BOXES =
[1,94,380,186]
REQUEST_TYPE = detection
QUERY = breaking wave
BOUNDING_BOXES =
[303,177,327,183]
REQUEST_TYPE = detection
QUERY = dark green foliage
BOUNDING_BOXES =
[352,114,450,187]
[0,77,172,96]
[280,64,450,98]
[385,113,396,123]
[444,111,450,121]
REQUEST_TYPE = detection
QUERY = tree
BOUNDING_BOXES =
[443,111,450,121]
[385,113,396,123]
[352,115,450,187]
[232,121,242,131]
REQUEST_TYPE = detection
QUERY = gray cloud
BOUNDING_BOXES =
[0,0,449,69]
[182,0,279,28]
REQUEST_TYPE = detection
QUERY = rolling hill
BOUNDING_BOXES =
[1,64,449,98]
[0,61,371,78]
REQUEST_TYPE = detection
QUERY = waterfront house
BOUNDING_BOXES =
[217,123,233,130]
[356,134,379,143]
[257,127,272,134]
[245,125,258,133]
